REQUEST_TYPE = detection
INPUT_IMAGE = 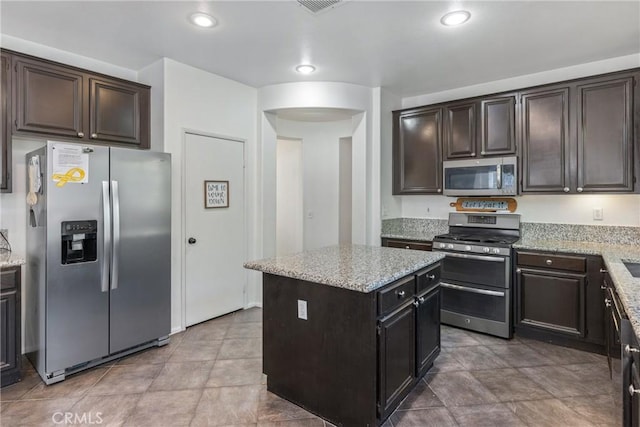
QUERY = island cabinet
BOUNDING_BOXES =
[514,250,605,352]
[392,107,442,195]
[520,69,639,194]
[1,265,21,387]
[12,53,150,148]
[262,263,441,426]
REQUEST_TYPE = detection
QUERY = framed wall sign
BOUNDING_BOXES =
[204,180,229,208]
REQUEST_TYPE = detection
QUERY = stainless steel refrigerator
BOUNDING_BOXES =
[25,141,171,384]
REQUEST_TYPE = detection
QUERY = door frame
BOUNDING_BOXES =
[180,129,247,331]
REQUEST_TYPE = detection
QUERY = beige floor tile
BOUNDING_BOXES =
[226,322,263,339]
[257,389,317,422]
[125,389,202,426]
[506,398,595,427]
[390,407,458,426]
[0,370,41,401]
[449,402,527,427]
[217,338,263,360]
[471,367,553,402]
[207,358,265,388]
[1,397,79,425]
[168,339,223,363]
[71,393,142,427]
[233,308,263,323]
[148,361,215,391]
[88,364,162,396]
[183,320,230,342]
[398,378,444,410]
[191,385,262,426]
[22,367,109,399]
[426,370,499,407]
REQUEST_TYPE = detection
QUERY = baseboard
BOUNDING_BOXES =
[246,302,263,309]
[171,326,185,335]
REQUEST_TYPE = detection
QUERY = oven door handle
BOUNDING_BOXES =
[440,252,506,263]
[440,282,505,297]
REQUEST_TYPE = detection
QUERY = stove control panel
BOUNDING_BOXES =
[434,242,511,256]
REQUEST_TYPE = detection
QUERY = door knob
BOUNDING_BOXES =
[188,237,197,245]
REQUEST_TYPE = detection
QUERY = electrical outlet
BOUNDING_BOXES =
[593,208,604,221]
[297,300,308,320]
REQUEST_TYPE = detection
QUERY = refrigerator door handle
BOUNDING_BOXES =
[111,180,120,290]
[101,181,111,293]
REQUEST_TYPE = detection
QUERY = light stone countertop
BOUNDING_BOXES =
[0,251,26,269]
[244,244,445,293]
[515,239,640,338]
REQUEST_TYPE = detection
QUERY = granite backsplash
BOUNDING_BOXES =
[382,217,640,245]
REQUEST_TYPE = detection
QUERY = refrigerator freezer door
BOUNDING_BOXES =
[46,142,110,372]
[108,148,171,353]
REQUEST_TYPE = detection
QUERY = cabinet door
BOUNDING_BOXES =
[378,303,416,418]
[90,78,149,148]
[444,101,476,159]
[516,268,586,337]
[480,95,517,156]
[393,108,442,194]
[1,52,10,192]
[0,291,16,375]
[416,286,440,377]
[575,75,634,192]
[521,87,570,193]
[15,58,84,138]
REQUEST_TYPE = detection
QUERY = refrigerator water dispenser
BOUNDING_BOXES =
[61,220,97,264]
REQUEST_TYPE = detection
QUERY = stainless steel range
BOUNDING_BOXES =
[433,212,521,338]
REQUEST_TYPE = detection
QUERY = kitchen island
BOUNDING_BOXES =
[245,245,444,427]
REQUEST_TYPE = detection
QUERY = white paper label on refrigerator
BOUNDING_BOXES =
[52,143,89,187]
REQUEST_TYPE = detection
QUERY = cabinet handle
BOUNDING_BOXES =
[625,345,640,356]
[577,187,583,193]
[563,187,570,192]
[471,152,476,157]
[397,290,406,298]
[516,268,521,273]
[600,284,607,290]
[427,274,435,280]
[600,269,608,274]
[91,133,98,139]
[545,259,553,265]
[413,300,420,307]
[405,245,410,249]
[437,189,442,193]
[418,296,425,304]
[481,151,486,155]
[629,385,640,396]
[77,132,84,137]
[605,298,611,307]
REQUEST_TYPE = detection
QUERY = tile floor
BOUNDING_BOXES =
[0,307,619,426]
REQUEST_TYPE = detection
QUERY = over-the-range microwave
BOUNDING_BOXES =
[442,156,518,196]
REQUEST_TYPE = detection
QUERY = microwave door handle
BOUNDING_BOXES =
[496,164,502,189]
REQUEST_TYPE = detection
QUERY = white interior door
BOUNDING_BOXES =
[185,132,245,326]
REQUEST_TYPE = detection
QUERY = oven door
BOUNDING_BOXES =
[437,251,510,288]
[440,281,507,323]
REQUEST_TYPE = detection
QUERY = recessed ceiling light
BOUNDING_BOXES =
[190,12,217,28]
[296,64,316,75]
[440,10,471,26]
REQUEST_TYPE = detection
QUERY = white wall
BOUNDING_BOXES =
[276,138,303,256]
[392,54,640,226]
[162,59,258,332]
[277,118,353,250]
[257,82,378,265]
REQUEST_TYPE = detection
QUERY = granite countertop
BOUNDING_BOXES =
[515,239,640,338]
[244,244,445,293]
[0,251,26,268]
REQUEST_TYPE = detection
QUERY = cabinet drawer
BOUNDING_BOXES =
[0,268,18,291]
[416,265,440,293]
[378,276,415,316]
[517,252,586,273]
[384,239,432,251]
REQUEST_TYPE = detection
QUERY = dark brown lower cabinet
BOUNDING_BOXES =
[515,250,605,353]
[378,302,416,419]
[1,265,21,387]
[262,262,441,426]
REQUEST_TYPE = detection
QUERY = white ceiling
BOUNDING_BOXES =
[1,1,639,97]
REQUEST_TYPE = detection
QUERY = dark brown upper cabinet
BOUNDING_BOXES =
[393,107,443,194]
[480,94,517,156]
[520,70,638,194]
[576,74,635,193]
[14,57,85,138]
[1,51,11,193]
[443,101,476,159]
[9,50,150,149]
[520,86,571,193]
[90,78,149,147]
